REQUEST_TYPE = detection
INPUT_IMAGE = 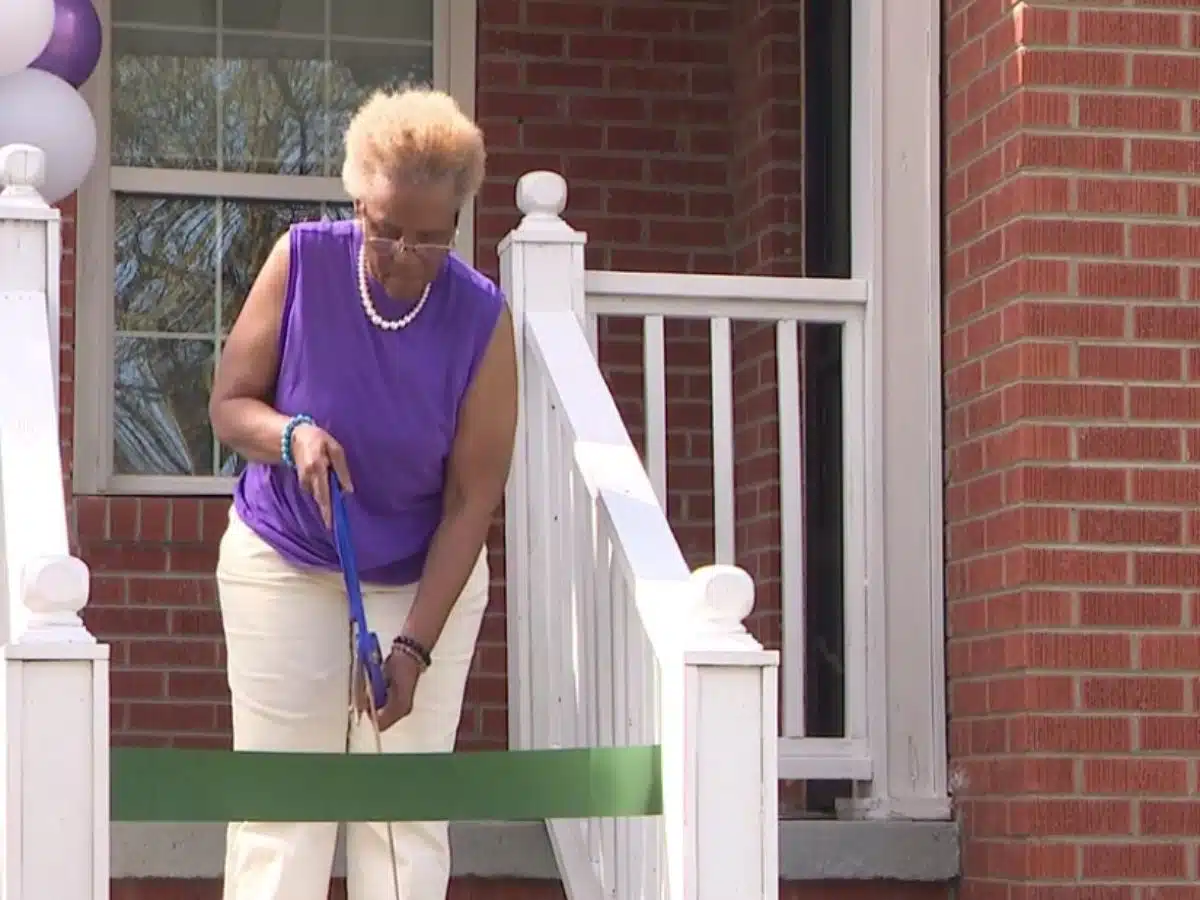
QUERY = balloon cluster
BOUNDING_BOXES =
[0,0,102,204]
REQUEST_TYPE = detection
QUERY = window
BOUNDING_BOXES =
[75,0,476,494]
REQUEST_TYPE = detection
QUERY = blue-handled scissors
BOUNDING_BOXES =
[329,471,389,712]
[328,471,404,899]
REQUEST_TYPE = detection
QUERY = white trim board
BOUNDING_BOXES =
[73,0,478,496]
[857,0,947,821]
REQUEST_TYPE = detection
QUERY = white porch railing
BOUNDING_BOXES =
[583,274,874,788]
[503,173,780,900]
[501,165,888,810]
[0,144,109,899]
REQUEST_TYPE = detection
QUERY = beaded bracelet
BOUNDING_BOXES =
[280,413,315,468]
[392,641,428,672]
[393,634,433,670]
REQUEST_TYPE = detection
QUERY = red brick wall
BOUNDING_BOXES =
[944,1,1200,897]
[475,0,738,590]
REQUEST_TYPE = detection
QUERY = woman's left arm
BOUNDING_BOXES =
[402,306,518,651]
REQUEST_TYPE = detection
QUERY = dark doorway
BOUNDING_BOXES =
[802,0,852,815]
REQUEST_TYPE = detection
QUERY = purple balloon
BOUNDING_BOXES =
[30,0,102,89]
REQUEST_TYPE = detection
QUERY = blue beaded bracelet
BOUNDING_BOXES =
[280,414,314,468]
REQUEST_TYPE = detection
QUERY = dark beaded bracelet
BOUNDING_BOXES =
[392,634,433,670]
[392,641,427,671]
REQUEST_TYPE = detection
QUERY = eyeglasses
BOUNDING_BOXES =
[362,232,457,265]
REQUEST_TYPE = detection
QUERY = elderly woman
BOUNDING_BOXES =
[209,87,516,900]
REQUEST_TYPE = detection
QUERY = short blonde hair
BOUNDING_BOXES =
[341,87,486,207]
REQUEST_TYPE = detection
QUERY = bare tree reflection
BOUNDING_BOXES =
[114,337,213,475]
[113,30,431,173]
[115,197,214,333]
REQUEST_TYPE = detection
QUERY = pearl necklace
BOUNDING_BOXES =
[356,243,430,331]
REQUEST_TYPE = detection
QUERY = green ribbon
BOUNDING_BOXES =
[112,745,663,823]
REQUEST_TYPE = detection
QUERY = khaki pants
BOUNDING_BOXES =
[216,509,488,900]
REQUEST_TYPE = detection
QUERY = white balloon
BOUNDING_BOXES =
[0,0,55,78]
[0,69,97,205]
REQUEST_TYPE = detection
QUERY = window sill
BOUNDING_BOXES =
[75,474,238,497]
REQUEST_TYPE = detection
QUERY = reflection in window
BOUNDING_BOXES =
[115,196,216,332]
[113,0,435,39]
[112,1,434,174]
[112,29,219,170]
[114,337,214,475]
[113,0,216,29]
[220,35,327,175]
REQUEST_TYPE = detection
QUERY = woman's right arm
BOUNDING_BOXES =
[209,233,292,463]
[210,231,353,524]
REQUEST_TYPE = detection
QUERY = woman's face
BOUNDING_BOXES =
[357,180,459,300]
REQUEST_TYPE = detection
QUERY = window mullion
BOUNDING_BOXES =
[110,168,349,203]
[213,198,224,477]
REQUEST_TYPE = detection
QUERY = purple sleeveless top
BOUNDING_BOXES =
[233,219,504,585]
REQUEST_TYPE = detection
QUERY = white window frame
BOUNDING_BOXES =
[74,0,477,495]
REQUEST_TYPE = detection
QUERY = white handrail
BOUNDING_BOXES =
[502,170,778,900]
[584,270,867,323]
[524,307,778,900]
[528,311,766,655]
[581,273,875,786]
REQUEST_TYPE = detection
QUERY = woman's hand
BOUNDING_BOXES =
[374,649,423,731]
[290,423,354,527]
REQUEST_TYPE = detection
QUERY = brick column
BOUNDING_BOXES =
[944,2,1200,896]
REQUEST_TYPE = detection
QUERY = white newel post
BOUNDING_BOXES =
[498,171,586,750]
[659,567,779,900]
[0,145,111,900]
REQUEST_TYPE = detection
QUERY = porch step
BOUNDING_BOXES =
[111,820,959,883]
